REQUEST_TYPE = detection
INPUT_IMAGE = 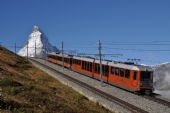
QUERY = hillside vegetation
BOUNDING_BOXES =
[0,46,112,113]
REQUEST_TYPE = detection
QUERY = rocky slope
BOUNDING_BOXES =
[0,46,111,113]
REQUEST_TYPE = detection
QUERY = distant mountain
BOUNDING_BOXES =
[153,63,170,98]
[18,26,58,58]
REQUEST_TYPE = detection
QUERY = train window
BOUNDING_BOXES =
[84,62,87,70]
[59,57,62,61]
[87,62,90,71]
[87,62,89,71]
[81,61,83,69]
[84,61,86,69]
[111,67,115,75]
[89,63,92,72]
[83,61,85,70]
[95,63,100,74]
[133,71,137,80]
[102,65,107,76]
[94,63,97,73]
[86,62,88,71]
[105,66,109,76]
[115,68,119,76]
[78,60,81,65]
[77,60,79,65]
[141,71,151,81]
[102,65,105,75]
[120,68,124,77]
[82,61,84,69]
[125,70,130,78]
[89,62,91,71]
[97,64,100,74]
[85,62,87,70]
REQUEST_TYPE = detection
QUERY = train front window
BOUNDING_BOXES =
[141,71,152,81]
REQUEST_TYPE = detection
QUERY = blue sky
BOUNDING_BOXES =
[0,0,170,65]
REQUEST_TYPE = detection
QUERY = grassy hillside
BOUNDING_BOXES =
[0,46,112,113]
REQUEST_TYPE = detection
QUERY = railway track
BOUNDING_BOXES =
[143,95,170,108]
[30,58,148,113]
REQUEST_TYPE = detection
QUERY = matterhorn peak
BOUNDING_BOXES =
[32,25,39,32]
[18,26,58,58]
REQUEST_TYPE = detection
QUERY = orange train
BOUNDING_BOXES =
[48,53,154,95]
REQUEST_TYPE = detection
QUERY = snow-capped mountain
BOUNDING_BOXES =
[18,26,58,58]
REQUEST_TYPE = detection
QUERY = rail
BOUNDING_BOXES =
[143,95,170,108]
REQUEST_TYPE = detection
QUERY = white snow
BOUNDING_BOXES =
[18,26,58,58]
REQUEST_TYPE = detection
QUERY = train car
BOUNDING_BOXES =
[107,62,153,94]
[93,60,109,81]
[48,53,72,68]
[47,53,153,94]
[72,56,94,77]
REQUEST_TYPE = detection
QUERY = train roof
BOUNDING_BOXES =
[94,60,108,65]
[108,61,153,71]
[49,53,153,71]
[73,55,152,71]
[73,56,94,62]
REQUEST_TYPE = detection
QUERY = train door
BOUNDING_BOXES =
[92,61,95,77]
[114,67,120,84]
[132,71,138,88]
[102,65,109,82]
[119,68,125,86]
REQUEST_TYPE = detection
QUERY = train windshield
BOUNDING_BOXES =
[141,71,152,81]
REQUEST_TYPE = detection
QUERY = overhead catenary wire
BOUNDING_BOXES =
[103,47,170,52]
[1,40,170,64]
[103,43,170,46]
[102,40,170,44]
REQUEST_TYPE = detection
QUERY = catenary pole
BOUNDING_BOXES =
[62,41,64,71]
[14,42,16,54]
[35,41,36,57]
[98,40,103,85]
[27,41,28,60]
[46,42,48,60]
